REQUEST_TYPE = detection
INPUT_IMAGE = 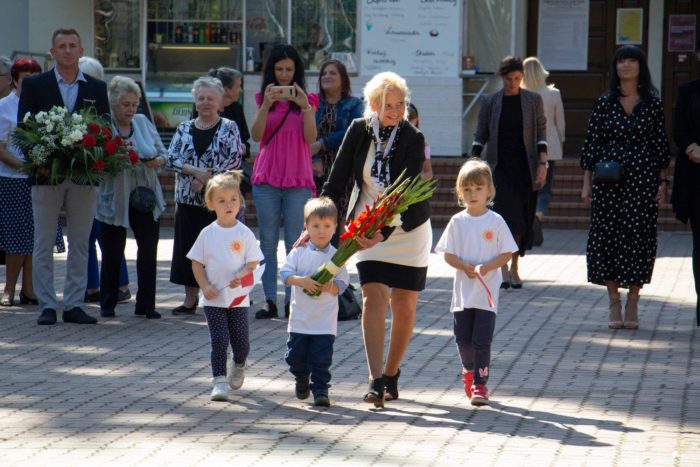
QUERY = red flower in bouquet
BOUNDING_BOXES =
[82,134,97,149]
[92,159,106,172]
[114,135,123,145]
[13,106,135,185]
[304,170,438,296]
[128,149,139,165]
[104,140,118,156]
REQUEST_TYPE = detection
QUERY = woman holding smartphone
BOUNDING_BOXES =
[250,44,318,319]
[96,76,167,319]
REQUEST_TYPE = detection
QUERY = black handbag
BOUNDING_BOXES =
[337,284,362,321]
[593,161,624,184]
[129,186,157,213]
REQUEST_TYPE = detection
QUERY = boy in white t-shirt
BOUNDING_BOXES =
[280,197,350,407]
[187,172,264,402]
[435,159,518,407]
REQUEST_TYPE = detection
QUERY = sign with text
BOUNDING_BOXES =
[537,0,589,71]
[360,0,460,77]
[668,15,696,53]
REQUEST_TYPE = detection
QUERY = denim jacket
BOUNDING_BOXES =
[315,95,364,154]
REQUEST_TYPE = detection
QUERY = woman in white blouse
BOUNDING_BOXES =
[522,57,566,236]
[95,76,167,319]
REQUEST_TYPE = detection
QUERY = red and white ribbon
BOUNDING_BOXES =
[475,273,495,308]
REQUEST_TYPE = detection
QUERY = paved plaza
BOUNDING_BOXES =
[0,228,698,466]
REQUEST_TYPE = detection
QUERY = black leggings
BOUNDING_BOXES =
[453,308,496,385]
[204,306,250,377]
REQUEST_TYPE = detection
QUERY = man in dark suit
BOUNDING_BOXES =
[18,28,109,325]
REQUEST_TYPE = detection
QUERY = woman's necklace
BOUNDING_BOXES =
[194,116,220,130]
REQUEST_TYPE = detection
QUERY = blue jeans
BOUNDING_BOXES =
[536,160,555,215]
[285,332,335,395]
[454,308,496,385]
[252,184,311,302]
[87,219,128,289]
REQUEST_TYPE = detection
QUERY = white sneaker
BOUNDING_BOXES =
[210,376,229,401]
[228,360,246,390]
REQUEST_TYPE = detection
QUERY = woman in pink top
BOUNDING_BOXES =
[251,44,318,319]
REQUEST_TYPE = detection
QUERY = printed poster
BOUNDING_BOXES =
[616,8,643,45]
[537,0,589,71]
[668,15,696,53]
[360,0,461,77]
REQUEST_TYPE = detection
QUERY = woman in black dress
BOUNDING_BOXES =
[472,56,548,288]
[672,75,700,327]
[580,46,670,330]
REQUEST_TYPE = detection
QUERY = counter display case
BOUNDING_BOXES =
[146,0,243,130]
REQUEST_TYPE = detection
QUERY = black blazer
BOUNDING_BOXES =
[672,79,700,224]
[17,68,110,122]
[321,118,430,236]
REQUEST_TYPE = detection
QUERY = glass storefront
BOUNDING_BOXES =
[93,0,358,130]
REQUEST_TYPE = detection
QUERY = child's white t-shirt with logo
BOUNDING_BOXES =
[187,221,264,308]
[435,209,518,313]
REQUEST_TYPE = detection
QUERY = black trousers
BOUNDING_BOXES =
[100,208,160,313]
[690,192,700,326]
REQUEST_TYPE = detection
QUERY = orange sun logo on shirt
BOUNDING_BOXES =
[230,240,243,254]
[483,229,494,242]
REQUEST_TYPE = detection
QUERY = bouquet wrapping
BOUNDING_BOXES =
[304,170,438,296]
[12,106,137,185]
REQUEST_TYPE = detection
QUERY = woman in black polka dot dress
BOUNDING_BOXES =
[580,46,670,330]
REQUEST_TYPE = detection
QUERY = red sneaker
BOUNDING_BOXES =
[470,384,489,406]
[461,369,474,398]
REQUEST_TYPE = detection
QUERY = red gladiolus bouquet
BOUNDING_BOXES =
[304,170,438,296]
[12,106,136,185]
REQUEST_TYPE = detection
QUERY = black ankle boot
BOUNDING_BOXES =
[383,368,401,401]
[255,300,278,319]
[363,376,386,408]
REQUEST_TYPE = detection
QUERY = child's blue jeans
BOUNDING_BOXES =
[454,308,496,385]
[285,333,335,395]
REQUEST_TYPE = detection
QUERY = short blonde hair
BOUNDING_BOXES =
[192,76,224,98]
[455,158,495,207]
[362,71,410,120]
[304,197,337,222]
[204,171,243,207]
[108,75,141,108]
[522,57,550,90]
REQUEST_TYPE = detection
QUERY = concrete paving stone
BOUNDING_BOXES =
[1,228,698,466]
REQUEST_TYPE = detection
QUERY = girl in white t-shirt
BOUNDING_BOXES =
[435,159,518,406]
[187,172,264,401]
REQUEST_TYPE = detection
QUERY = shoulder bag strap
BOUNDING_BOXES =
[263,106,293,146]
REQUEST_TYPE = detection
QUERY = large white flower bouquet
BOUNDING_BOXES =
[11,106,137,185]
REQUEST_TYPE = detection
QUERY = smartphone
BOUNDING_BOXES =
[271,85,296,99]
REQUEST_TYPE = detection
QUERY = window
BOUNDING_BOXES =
[245,0,357,72]
[94,0,142,69]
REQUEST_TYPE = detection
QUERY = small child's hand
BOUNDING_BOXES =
[463,263,477,279]
[202,286,218,300]
[298,276,322,293]
[474,264,488,276]
[319,281,338,295]
[229,277,241,288]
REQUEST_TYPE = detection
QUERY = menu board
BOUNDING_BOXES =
[360,0,460,77]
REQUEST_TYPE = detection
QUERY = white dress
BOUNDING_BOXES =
[354,142,432,268]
